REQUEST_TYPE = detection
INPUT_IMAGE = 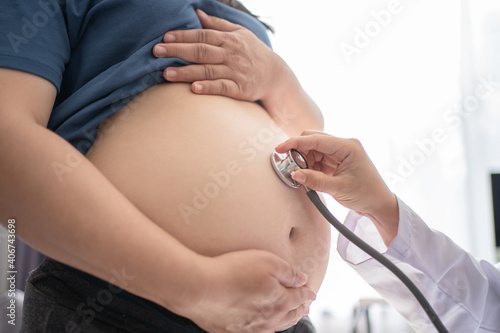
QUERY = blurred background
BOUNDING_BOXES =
[1,0,499,332]
[243,0,500,331]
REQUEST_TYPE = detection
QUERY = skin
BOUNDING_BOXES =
[275,130,400,246]
[86,82,329,295]
[0,8,325,333]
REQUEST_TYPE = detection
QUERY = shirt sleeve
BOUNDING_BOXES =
[337,197,500,333]
[0,1,70,91]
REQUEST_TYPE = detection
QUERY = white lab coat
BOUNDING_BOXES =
[337,197,500,333]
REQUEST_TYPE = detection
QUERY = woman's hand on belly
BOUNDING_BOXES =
[181,249,316,333]
[153,9,275,103]
[153,9,324,136]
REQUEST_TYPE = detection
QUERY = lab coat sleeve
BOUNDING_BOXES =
[337,197,500,333]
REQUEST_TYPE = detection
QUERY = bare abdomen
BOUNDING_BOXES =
[86,83,330,292]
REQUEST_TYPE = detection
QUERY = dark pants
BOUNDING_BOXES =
[21,258,315,333]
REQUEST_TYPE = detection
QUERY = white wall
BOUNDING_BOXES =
[461,0,500,263]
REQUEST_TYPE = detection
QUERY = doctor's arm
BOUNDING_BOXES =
[276,131,500,332]
[153,10,323,136]
[0,68,314,333]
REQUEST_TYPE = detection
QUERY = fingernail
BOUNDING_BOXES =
[292,172,306,184]
[154,45,167,56]
[193,83,203,93]
[297,271,307,285]
[165,68,177,80]
[164,33,175,42]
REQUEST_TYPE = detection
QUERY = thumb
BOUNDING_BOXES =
[292,170,337,194]
[196,9,240,32]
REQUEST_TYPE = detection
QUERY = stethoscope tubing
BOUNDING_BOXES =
[304,188,449,333]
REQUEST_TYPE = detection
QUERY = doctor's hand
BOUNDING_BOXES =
[275,130,399,245]
[152,9,293,104]
[179,249,315,333]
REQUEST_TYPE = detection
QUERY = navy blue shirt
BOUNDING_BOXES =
[0,0,271,153]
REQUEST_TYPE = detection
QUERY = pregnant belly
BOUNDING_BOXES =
[86,83,330,292]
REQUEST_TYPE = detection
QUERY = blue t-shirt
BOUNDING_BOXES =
[0,0,271,154]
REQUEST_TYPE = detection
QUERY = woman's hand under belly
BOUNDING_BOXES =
[86,83,330,292]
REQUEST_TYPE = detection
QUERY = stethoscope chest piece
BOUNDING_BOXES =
[271,149,308,189]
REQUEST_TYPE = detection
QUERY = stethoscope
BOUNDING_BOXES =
[271,149,449,333]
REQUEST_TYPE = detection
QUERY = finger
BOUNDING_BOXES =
[161,28,225,46]
[271,260,308,288]
[275,134,348,158]
[196,9,241,32]
[274,139,299,153]
[277,286,316,313]
[292,169,340,194]
[159,10,241,45]
[274,133,329,154]
[163,64,233,82]
[153,43,226,64]
[190,79,242,99]
[287,304,310,328]
[275,304,309,332]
